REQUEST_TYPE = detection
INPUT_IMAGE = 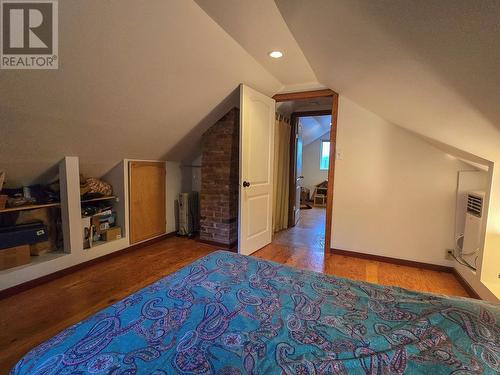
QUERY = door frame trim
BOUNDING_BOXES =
[273,89,335,101]
[273,89,339,252]
[288,109,332,228]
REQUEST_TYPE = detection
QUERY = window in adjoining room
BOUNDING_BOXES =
[320,140,330,170]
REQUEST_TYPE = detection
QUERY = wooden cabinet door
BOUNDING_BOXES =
[129,161,166,244]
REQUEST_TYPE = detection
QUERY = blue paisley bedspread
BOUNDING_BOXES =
[11,250,500,374]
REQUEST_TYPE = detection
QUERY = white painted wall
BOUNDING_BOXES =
[102,160,129,239]
[481,231,500,297]
[276,1,500,299]
[401,137,497,300]
[302,133,329,197]
[481,170,500,297]
[191,155,202,193]
[331,97,475,267]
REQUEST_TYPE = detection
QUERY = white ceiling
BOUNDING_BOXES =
[275,96,333,116]
[194,0,317,85]
[193,0,500,163]
[0,0,499,187]
[275,0,500,163]
[300,115,331,146]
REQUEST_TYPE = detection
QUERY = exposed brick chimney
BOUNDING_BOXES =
[200,108,239,247]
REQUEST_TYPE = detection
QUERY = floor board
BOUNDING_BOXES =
[0,210,470,373]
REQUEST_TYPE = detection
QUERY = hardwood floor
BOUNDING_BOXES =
[256,245,469,297]
[273,206,326,250]
[264,207,469,297]
[0,238,217,374]
[0,222,470,373]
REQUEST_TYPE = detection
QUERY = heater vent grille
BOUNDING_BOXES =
[467,193,483,218]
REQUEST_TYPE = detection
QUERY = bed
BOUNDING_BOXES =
[11,250,499,374]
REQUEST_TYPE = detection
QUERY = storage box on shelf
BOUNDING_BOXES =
[102,226,122,242]
[0,245,30,270]
[81,195,122,249]
[0,175,66,271]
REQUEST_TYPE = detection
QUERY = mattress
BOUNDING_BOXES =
[11,250,499,374]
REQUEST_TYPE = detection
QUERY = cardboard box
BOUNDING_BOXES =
[0,244,31,270]
[30,241,51,256]
[102,226,121,242]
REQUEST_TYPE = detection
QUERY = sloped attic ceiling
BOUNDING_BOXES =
[0,0,282,185]
[1,0,499,187]
[300,116,331,146]
[194,0,317,85]
[195,0,500,164]
[275,0,500,162]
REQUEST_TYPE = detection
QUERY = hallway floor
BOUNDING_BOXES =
[272,207,326,250]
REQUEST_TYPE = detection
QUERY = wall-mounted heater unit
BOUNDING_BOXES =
[177,192,199,237]
[459,191,485,270]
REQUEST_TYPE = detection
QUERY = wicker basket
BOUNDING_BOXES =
[0,195,7,210]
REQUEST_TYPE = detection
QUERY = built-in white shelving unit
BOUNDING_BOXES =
[0,157,131,291]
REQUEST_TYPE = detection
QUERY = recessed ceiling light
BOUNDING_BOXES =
[268,50,283,59]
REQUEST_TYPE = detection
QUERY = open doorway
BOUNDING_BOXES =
[193,86,338,256]
[271,90,338,252]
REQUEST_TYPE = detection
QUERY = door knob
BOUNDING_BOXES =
[243,181,251,188]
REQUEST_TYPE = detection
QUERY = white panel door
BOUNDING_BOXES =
[239,84,275,255]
